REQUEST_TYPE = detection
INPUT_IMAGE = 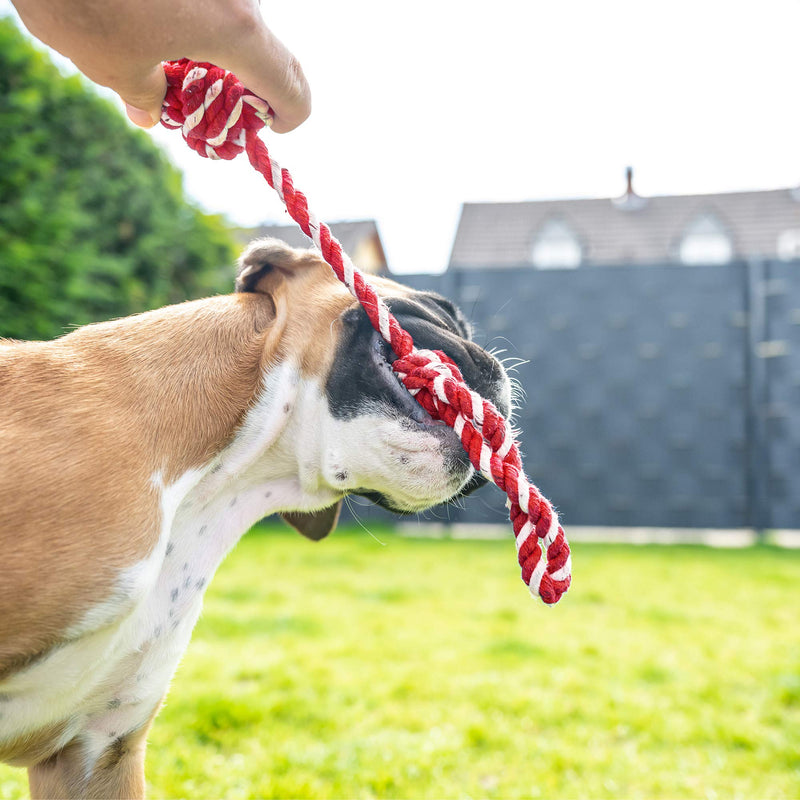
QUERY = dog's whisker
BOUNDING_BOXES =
[493,298,513,316]
[497,356,529,372]
[343,496,387,546]
[485,335,520,353]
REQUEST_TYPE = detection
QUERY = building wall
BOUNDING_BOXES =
[341,260,800,530]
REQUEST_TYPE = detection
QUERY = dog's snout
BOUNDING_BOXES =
[326,289,514,515]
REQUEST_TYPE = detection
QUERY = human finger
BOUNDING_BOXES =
[76,57,168,129]
[210,16,311,134]
[113,64,168,128]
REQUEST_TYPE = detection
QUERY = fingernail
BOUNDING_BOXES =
[125,103,159,128]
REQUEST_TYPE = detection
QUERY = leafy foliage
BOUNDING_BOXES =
[0,16,236,340]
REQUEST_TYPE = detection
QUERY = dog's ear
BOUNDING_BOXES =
[236,238,307,294]
[280,501,342,541]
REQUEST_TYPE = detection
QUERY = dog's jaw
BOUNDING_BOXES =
[286,375,473,513]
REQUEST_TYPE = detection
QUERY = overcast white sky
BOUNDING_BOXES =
[5,0,800,273]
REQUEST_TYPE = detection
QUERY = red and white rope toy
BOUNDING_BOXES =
[160,59,572,604]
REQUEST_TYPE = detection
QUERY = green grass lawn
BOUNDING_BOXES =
[1,524,798,799]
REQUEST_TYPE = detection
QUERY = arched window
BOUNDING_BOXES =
[531,219,582,269]
[777,229,800,261]
[678,214,733,265]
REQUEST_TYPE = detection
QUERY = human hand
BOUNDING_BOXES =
[10,0,311,133]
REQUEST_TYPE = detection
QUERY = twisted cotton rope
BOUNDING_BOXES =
[160,59,571,604]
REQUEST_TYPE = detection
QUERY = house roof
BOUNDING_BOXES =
[448,186,800,269]
[241,219,388,272]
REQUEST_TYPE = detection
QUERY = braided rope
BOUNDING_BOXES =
[160,59,571,604]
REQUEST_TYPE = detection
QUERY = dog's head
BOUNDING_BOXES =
[236,238,512,539]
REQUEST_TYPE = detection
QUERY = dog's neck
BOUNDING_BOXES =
[104,293,345,550]
[173,357,339,519]
[58,292,282,482]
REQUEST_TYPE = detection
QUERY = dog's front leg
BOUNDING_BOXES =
[27,720,153,800]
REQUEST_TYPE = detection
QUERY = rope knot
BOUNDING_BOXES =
[161,59,273,160]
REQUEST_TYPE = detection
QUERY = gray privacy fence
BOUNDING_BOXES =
[342,260,800,531]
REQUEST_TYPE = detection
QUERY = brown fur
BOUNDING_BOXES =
[27,705,160,800]
[0,294,268,670]
[0,718,73,768]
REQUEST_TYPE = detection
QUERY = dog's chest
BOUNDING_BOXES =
[0,467,282,764]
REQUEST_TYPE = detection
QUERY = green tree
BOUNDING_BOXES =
[0,16,237,340]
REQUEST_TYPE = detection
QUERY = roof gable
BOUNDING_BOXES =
[449,187,800,268]
[239,219,389,274]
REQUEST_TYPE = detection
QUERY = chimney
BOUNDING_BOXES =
[613,165,647,211]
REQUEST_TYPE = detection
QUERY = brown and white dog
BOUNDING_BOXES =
[0,239,511,799]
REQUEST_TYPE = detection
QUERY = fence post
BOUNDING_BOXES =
[744,258,770,538]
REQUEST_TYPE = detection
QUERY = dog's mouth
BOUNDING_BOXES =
[368,329,442,427]
[354,473,488,514]
[325,292,510,514]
